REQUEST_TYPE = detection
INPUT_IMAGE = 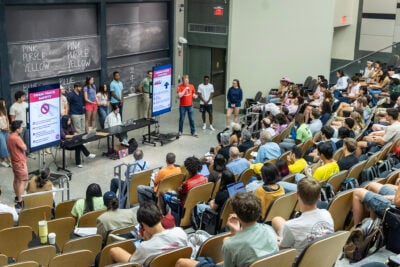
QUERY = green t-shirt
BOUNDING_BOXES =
[141,77,152,93]
[296,124,312,143]
[71,197,105,222]
[222,223,278,267]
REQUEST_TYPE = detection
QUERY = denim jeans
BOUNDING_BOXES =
[333,90,350,104]
[368,89,382,105]
[179,106,195,134]
[97,106,108,129]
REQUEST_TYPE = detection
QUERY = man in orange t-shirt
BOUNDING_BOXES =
[177,74,198,137]
[137,152,181,206]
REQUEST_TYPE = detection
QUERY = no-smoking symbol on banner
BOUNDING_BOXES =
[41,103,50,114]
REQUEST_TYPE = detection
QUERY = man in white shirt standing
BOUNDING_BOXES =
[197,76,215,131]
[9,91,29,151]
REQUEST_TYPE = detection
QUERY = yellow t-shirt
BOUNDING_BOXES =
[288,159,307,174]
[313,161,340,182]
[254,184,285,219]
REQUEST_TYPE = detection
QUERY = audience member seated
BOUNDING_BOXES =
[137,152,181,206]
[26,167,53,193]
[352,181,400,225]
[195,169,235,217]
[238,129,254,154]
[276,159,289,177]
[97,191,137,241]
[246,163,264,192]
[279,142,339,193]
[279,114,312,153]
[356,108,400,156]
[334,127,352,149]
[307,108,323,136]
[337,138,359,171]
[330,70,348,91]
[175,192,278,267]
[229,122,241,146]
[226,147,250,176]
[104,104,128,146]
[216,133,232,161]
[362,60,375,79]
[331,117,356,139]
[161,156,207,215]
[110,148,150,195]
[320,100,332,125]
[71,183,105,223]
[333,75,361,107]
[272,178,334,256]
[260,118,276,137]
[60,115,96,168]
[273,113,289,135]
[305,125,337,163]
[110,202,187,265]
[0,187,18,223]
[268,77,292,104]
[254,163,285,218]
[286,146,307,174]
[254,131,281,164]
[208,154,226,183]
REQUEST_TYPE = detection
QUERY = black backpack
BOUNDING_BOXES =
[128,138,138,154]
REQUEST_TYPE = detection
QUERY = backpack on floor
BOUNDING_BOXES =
[343,218,385,263]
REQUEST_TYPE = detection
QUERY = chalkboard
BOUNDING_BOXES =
[106,21,169,58]
[8,35,101,84]
[10,71,100,100]
[108,58,170,94]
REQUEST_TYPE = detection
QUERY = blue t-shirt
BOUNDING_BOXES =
[67,91,84,115]
[83,85,97,102]
[110,80,124,104]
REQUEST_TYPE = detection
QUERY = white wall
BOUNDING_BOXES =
[226,0,334,100]
[331,0,359,60]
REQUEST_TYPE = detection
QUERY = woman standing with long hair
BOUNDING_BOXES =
[96,84,109,129]
[226,79,243,126]
[83,76,98,132]
[0,98,10,167]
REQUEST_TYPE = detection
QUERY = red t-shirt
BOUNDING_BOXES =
[7,132,26,165]
[178,174,208,205]
[177,84,195,106]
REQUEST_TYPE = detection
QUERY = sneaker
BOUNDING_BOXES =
[210,125,215,131]
[178,132,182,136]
[15,202,22,213]
[192,132,198,137]
[1,161,9,168]
[14,196,18,203]
[77,164,83,168]
[202,124,206,130]
[88,154,96,159]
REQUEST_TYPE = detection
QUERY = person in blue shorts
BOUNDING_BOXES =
[226,79,243,127]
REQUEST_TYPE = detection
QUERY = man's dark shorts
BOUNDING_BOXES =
[200,104,213,114]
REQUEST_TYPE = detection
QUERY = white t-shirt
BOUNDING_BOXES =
[0,203,19,223]
[129,227,187,265]
[348,83,360,97]
[280,209,334,256]
[9,101,28,127]
[197,83,214,104]
[104,112,122,128]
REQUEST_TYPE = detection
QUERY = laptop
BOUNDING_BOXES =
[227,181,246,198]
[199,163,210,177]
[82,128,96,140]
[122,119,134,127]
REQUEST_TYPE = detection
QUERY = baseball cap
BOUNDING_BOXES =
[280,77,292,83]
[103,191,117,207]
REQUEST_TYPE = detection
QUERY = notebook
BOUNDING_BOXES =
[227,181,246,198]
[199,163,210,177]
